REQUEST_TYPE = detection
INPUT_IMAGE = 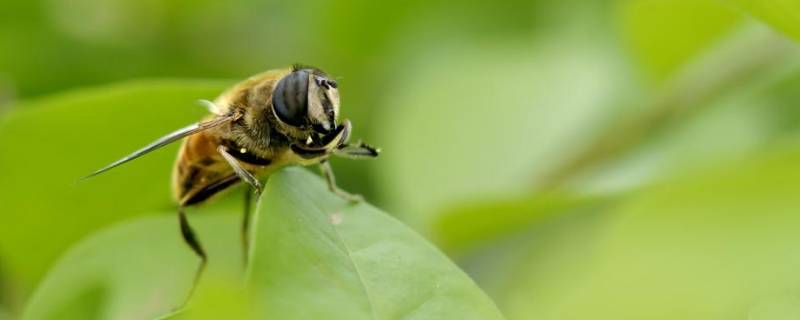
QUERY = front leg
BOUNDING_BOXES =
[217,145,263,194]
[319,160,363,202]
[218,145,263,269]
[335,141,380,159]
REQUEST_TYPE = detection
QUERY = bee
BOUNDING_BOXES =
[82,65,379,301]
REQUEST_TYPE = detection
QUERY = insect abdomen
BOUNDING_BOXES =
[172,130,236,205]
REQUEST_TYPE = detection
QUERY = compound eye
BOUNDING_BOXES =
[272,70,310,126]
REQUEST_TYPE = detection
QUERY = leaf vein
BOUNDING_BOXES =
[330,222,380,320]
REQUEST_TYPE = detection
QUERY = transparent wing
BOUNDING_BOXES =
[81,115,234,180]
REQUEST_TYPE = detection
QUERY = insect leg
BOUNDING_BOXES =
[319,160,363,202]
[241,188,256,268]
[217,145,263,194]
[334,141,380,159]
[177,206,206,307]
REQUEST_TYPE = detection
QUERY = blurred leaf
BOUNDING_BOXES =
[374,37,632,232]
[432,193,616,256]
[570,81,776,193]
[23,168,504,320]
[544,26,800,191]
[172,279,255,320]
[727,0,800,41]
[761,70,800,134]
[498,142,800,320]
[21,213,239,320]
[470,208,616,320]
[376,1,797,244]
[0,80,230,295]
[618,0,743,80]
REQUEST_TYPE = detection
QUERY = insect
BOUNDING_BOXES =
[82,65,379,302]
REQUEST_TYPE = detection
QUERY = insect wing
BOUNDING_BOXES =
[81,115,234,180]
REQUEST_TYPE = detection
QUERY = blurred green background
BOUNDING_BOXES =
[3,0,800,319]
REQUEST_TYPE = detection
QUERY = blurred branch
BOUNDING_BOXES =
[538,27,800,189]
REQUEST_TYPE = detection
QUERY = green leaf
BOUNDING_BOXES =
[431,193,616,256]
[617,0,743,80]
[23,168,503,320]
[0,80,231,294]
[247,168,503,319]
[496,143,800,319]
[727,0,800,41]
[540,22,800,192]
[21,213,239,320]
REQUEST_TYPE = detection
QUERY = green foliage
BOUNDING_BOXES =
[0,81,230,293]
[248,169,503,319]
[21,215,219,320]
[498,144,800,320]
[728,0,800,40]
[5,0,800,319]
[432,193,615,256]
[374,35,633,231]
[22,169,503,320]
[619,0,743,80]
